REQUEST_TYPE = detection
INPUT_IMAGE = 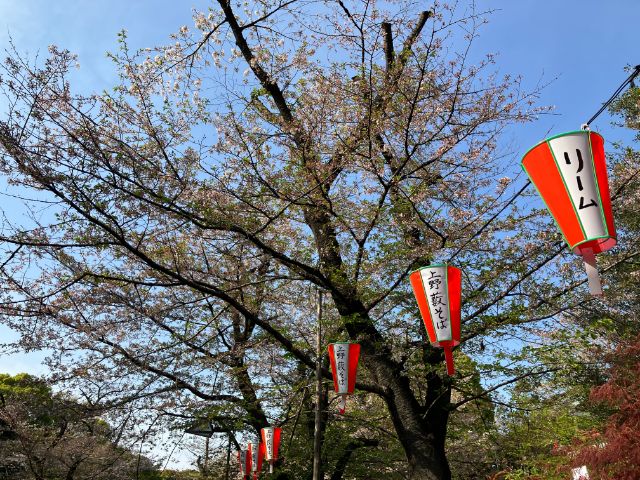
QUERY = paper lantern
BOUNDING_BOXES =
[409,264,461,376]
[522,130,616,295]
[249,438,264,479]
[327,342,360,414]
[238,448,251,479]
[260,427,281,473]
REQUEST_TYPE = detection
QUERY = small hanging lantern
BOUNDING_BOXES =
[260,427,281,473]
[521,130,616,295]
[409,264,461,376]
[238,448,252,479]
[327,342,361,414]
[249,438,264,479]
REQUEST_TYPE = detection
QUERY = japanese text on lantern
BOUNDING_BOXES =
[420,266,452,342]
[264,429,274,459]
[564,149,597,210]
[548,133,606,239]
[333,344,350,394]
[239,450,250,474]
[250,440,259,471]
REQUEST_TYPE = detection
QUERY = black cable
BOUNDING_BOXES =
[584,64,640,128]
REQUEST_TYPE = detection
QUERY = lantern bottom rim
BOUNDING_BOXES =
[571,235,616,256]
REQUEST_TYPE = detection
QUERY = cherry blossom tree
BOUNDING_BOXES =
[0,2,636,479]
[0,373,158,480]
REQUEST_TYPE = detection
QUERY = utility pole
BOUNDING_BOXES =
[204,436,210,477]
[225,432,231,480]
[312,288,324,480]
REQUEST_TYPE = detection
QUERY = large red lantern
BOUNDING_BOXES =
[327,342,360,414]
[249,438,264,479]
[521,130,616,295]
[238,448,251,479]
[409,264,461,376]
[260,427,281,473]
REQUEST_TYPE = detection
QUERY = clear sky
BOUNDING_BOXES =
[0,0,638,469]
[473,0,639,143]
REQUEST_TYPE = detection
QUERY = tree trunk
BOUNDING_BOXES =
[332,298,452,479]
[330,438,379,480]
[305,204,453,479]
[380,362,451,480]
[391,404,451,480]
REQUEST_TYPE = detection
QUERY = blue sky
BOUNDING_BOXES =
[0,0,638,468]
[474,0,639,142]
[0,0,207,377]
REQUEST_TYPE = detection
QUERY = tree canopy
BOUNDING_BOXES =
[0,373,160,480]
[0,2,638,479]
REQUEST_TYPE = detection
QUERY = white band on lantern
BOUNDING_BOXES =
[418,266,452,342]
[331,344,350,394]
[582,248,602,296]
[262,427,274,460]
[250,439,259,473]
[547,134,607,241]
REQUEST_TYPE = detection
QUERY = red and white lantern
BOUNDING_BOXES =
[522,130,616,295]
[409,264,461,376]
[327,342,360,414]
[237,448,251,479]
[249,438,264,479]
[260,427,281,474]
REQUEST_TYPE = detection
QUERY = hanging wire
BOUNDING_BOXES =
[583,64,640,129]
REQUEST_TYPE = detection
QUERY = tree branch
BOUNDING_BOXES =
[382,22,394,72]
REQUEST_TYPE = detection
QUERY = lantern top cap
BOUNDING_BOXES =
[409,263,457,275]
[329,341,357,345]
[521,129,604,162]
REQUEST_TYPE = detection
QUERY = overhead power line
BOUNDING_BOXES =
[584,64,640,128]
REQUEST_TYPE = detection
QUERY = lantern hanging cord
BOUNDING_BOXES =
[584,64,640,128]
